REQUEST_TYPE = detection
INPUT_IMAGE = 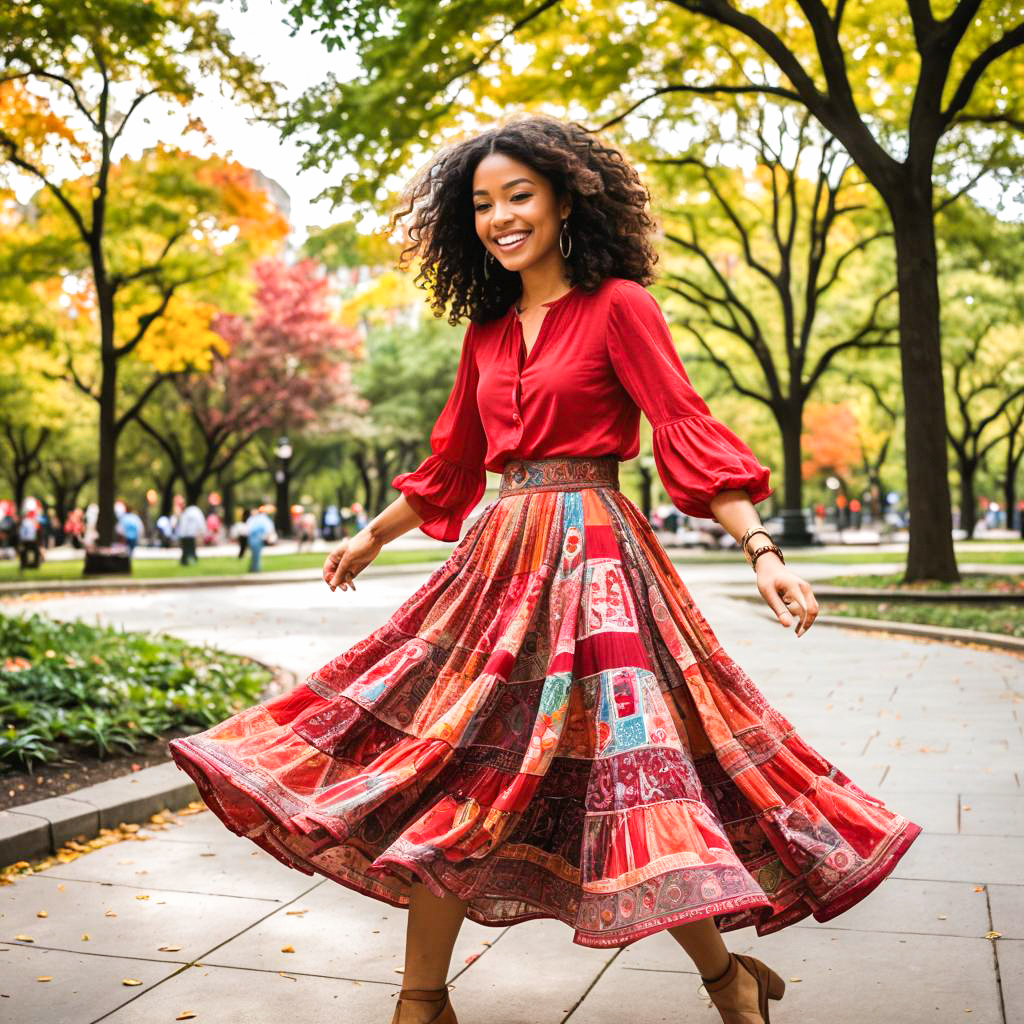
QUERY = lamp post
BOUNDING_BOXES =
[274,436,293,537]
[825,476,842,541]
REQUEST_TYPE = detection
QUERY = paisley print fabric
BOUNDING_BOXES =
[169,456,921,949]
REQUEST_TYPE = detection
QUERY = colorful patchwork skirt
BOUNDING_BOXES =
[169,454,922,949]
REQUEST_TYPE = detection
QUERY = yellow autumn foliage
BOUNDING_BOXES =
[131,296,229,373]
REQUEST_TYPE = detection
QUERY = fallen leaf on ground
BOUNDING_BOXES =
[37,976,52,982]
[789,977,802,982]
[279,972,296,981]
[159,945,183,952]
[175,1013,197,1020]
[82,934,90,941]
[280,945,295,953]
[135,894,150,901]
[105,910,117,918]
[36,910,48,918]
[14,935,33,942]
[285,909,308,916]
[122,979,143,986]
[985,931,1002,940]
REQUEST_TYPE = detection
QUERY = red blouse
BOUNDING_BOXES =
[392,276,773,541]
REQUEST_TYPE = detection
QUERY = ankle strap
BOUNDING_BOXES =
[701,953,737,990]
[397,988,449,1001]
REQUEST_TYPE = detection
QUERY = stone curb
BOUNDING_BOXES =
[726,592,1024,654]
[0,561,446,597]
[0,761,198,867]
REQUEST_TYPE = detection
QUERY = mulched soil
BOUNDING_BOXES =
[0,729,194,811]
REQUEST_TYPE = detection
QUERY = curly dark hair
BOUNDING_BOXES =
[388,112,659,325]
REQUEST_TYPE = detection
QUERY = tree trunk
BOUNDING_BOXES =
[635,461,653,520]
[95,285,119,549]
[888,181,959,582]
[159,470,177,518]
[221,475,236,530]
[778,405,813,545]
[13,469,27,516]
[1003,444,1022,534]
[958,456,977,538]
[352,449,373,510]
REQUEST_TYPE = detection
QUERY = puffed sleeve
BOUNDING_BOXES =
[391,322,488,541]
[606,280,773,520]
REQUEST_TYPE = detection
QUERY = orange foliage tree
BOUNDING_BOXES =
[0,1,280,559]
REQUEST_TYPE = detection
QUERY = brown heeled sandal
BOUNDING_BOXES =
[701,952,786,1023]
[389,986,458,1024]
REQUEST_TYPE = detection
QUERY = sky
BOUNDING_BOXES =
[8,0,359,241]
[185,0,361,237]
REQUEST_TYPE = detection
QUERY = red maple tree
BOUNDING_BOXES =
[138,259,364,505]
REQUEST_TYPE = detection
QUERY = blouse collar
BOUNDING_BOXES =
[508,284,579,320]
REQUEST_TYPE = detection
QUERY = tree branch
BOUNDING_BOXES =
[677,323,775,408]
[116,373,175,434]
[110,88,161,148]
[0,69,98,128]
[594,82,803,132]
[941,21,1024,128]
[0,129,91,242]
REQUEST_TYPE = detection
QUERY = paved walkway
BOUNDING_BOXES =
[1,562,1021,1023]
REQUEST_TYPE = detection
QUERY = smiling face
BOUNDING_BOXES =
[472,152,571,275]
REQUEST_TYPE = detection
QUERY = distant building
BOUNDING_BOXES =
[248,169,291,221]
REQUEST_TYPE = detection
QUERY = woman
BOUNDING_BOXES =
[169,114,921,1024]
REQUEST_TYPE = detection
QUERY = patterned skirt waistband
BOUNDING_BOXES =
[498,455,620,497]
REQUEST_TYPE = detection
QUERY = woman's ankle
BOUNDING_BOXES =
[700,952,734,984]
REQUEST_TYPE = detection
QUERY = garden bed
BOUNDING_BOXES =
[1,611,275,810]
[821,600,1023,639]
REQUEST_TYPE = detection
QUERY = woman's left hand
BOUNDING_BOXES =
[755,557,819,637]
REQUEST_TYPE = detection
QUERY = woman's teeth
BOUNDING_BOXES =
[496,231,531,249]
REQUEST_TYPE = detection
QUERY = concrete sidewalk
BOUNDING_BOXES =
[1,569,1020,1023]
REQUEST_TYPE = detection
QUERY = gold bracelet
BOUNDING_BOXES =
[739,525,773,559]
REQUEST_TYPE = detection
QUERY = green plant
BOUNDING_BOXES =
[0,612,271,771]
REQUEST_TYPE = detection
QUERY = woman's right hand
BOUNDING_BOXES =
[322,528,383,592]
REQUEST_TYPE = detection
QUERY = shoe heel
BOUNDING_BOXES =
[766,969,786,1000]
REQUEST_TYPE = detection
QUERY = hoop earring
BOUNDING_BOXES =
[559,220,572,259]
[483,250,495,280]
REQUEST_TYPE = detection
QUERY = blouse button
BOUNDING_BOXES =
[512,412,521,426]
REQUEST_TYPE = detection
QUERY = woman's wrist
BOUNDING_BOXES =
[753,547,784,571]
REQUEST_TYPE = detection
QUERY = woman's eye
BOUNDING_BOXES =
[474,193,530,212]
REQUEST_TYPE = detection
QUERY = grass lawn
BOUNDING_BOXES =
[0,547,449,583]
[824,600,1023,639]
[818,571,1024,592]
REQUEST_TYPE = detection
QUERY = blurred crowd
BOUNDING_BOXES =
[0,496,371,573]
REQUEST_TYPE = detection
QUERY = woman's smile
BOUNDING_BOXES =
[494,229,532,253]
